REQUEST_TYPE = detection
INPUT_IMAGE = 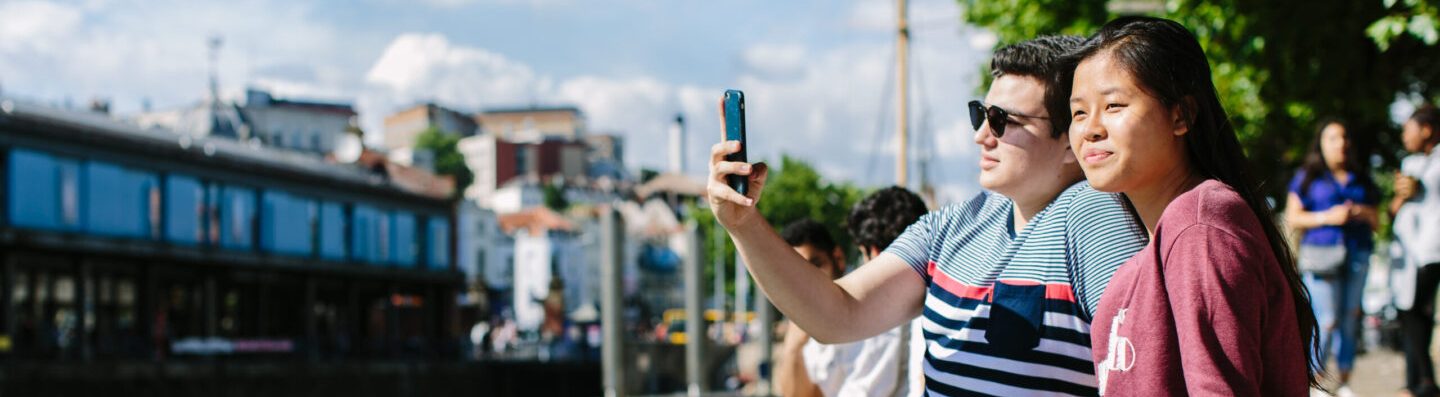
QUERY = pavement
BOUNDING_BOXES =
[1339,350,1406,397]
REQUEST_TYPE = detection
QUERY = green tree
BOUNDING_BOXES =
[414,127,473,198]
[691,155,867,305]
[543,180,569,211]
[959,0,1440,204]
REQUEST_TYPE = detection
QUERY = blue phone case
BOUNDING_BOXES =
[722,89,748,195]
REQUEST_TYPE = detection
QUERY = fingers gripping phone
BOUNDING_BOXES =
[722,89,748,195]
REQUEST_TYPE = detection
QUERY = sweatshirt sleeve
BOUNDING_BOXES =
[1161,224,1267,396]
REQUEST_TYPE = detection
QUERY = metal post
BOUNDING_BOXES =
[755,282,774,396]
[77,259,91,361]
[712,220,725,314]
[735,256,749,340]
[304,276,317,361]
[600,206,626,397]
[896,0,910,187]
[683,222,705,396]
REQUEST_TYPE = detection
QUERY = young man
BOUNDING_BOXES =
[844,187,931,397]
[708,36,1148,396]
[775,219,907,397]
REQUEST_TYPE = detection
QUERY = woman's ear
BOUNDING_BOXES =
[1172,97,1196,137]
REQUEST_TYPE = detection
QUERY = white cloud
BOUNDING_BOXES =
[358,33,557,145]
[355,33,717,173]
[365,33,549,102]
[740,43,810,80]
[0,0,993,206]
[0,0,363,113]
[412,0,574,8]
[346,0,991,203]
[727,0,990,195]
[0,1,83,53]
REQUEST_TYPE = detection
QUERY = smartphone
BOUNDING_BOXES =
[722,89,748,195]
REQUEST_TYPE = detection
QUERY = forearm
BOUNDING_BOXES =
[1353,205,1380,229]
[1391,197,1406,218]
[1284,208,1327,230]
[729,220,866,343]
[776,328,817,397]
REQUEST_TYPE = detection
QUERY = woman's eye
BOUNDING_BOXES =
[1105,103,1125,111]
[1071,110,1086,119]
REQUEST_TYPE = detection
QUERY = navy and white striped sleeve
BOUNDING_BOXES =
[884,210,936,283]
[1065,185,1149,317]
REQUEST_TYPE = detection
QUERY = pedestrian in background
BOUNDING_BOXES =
[1392,104,1440,397]
[1285,118,1379,397]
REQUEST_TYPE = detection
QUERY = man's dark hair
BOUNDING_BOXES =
[1413,104,1440,137]
[847,186,928,251]
[780,219,836,253]
[989,35,1086,138]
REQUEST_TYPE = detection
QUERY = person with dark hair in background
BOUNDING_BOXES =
[1283,118,1378,397]
[1393,104,1440,397]
[845,186,930,397]
[847,186,931,261]
[777,219,906,397]
[1064,16,1319,395]
[710,35,1148,396]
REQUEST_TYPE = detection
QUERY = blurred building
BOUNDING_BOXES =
[0,98,458,362]
[132,87,358,157]
[476,106,584,142]
[243,88,357,155]
[457,131,590,211]
[382,103,478,169]
[584,134,626,182]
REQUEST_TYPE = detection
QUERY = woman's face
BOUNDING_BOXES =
[1318,122,1348,169]
[1067,52,1190,194]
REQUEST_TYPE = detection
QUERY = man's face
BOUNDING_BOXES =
[973,75,1077,199]
[793,244,843,280]
[1403,119,1433,153]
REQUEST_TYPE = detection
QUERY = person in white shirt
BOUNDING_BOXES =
[843,187,929,397]
[1392,104,1440,397]
[776,215,915,397]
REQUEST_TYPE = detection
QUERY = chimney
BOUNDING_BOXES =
[668,114,685,175]
[88,98,111,114]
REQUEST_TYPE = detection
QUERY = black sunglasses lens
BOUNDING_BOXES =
[986,106,1007,137]
[968,101,984,131]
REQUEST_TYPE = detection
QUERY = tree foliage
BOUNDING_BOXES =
[959,0,1440,201]
[414,127,473,198]
[691,155,867,305]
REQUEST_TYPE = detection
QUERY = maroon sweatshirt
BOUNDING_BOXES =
[1091,180,1309,396]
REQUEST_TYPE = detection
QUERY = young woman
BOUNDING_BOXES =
[1284,119,1378,397]
[1062,16,1319,395]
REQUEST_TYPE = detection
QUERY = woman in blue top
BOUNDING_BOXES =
[1284,118,1379,395]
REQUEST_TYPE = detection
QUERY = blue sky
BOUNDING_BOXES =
[0,0,996,202]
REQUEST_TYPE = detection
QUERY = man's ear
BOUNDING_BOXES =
[1060,133,1078,165]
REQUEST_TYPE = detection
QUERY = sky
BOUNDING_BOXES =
[0,0,997,203]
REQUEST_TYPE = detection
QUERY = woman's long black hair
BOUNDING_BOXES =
[1058,16,1321,388]
[1298,118,1369,196]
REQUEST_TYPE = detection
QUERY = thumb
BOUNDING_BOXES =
[747,162,770,202]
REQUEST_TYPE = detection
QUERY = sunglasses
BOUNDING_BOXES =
[968,100,1048,138]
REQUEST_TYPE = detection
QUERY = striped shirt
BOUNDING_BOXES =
[885,181,1148,396]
